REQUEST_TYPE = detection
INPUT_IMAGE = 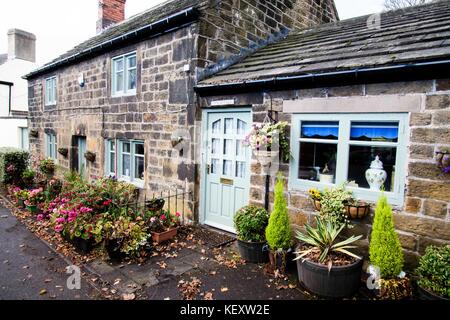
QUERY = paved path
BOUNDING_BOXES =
[0,205,99,300]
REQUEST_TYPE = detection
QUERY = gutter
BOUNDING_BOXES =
[24,7,199,79]
[194,59,450,96]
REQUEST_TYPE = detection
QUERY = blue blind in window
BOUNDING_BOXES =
[301,121,339,140]
[351,122,399,142]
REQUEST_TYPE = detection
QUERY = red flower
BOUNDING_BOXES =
[103,199,112,206]
[161,215,167,221]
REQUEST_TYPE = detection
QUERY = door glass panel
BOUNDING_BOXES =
[236,140,244,156]
[223,160,232,176]
[348,146,397,191]
[211,159,219,174]
[212,120,221,134]
[223,139,232,155]
[301,121,339,140]
[224,118,233,134]
[211,138,220,154]
[236,161,245,178]
[299,142,337,183]
[350,122,399,143]
[237,120,247,135]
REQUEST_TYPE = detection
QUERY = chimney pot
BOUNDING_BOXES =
[7,29,36,63]
[97,0,127,34]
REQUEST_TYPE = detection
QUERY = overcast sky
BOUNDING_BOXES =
[0,0,385,66]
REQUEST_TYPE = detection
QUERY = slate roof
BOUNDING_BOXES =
[26,0,206,78]
[199,0,450,86]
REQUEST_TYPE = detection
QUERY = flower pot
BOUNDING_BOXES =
[254,150,279,166]
[58,148,69,157]
[27,205,40,214]
[17,199,26,209]
[345,203,370,219]
[105,239,126,261]
[146,198,165,212]
[151,227,178,244]
[237,240,269,264]
[319,174,334,184]
[296,255,363,298]
[311,199,321,211]
[71,237,95,255]
[417,285,449,301]
[84,151,96,162]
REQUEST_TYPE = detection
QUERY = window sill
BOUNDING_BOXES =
[118,177,144,189]
[111,91,136,98]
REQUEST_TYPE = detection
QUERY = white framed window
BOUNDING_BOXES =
[289,113,408,206]
[112,52,137,97]
[19,127,29,150]
[45,76,57,106]
[45,133,57,160]
[105,139,144,187]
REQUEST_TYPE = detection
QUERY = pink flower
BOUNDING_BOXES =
[150,217,156,223]
[160,215,167,221]
[56,218,66,224]
[37,214,44,221]
[55,225,64,233]
[176,212,181,217]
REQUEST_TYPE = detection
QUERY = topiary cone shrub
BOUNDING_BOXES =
[265,173,292,251]
[369,194,404,278]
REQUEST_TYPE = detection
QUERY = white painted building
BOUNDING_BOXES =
[0,29,37,150]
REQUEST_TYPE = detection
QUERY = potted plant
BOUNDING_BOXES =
[435,149,450,175]
[84,151,96,162]
[58,148,69,157]
[295,217,363,298]
[148,210,181,244]
[29,129,38,138]
[308,188,322,211]
[39,158,56,177]
[345,199,371,219]
[22,168,36,187]
[368,194,411,300]
[146,198,165,212]
[12,187,28,209]
[415,245,450,300]
[234,205,270,263]
[265,173,293,274]
[24,188,44,214]
[319,184,353,228]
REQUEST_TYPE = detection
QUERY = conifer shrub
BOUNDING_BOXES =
[369,194,404,278]
[265,173,292,251]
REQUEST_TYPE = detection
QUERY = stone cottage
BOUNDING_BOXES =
[196,1,450,266]
[25,0,337,216]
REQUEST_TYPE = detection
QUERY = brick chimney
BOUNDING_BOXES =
[7,29,36,62]
[96,0,126,34]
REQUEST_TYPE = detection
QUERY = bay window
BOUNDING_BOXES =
[289,113,408,206]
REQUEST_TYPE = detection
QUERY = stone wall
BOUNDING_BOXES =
[199,78,450,269]
[196,0,338,71]
[28,26,198,217]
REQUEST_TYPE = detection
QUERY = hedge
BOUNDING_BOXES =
[0,147,30,186]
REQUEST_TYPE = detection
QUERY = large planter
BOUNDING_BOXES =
[151,227,178,244]
[62,233,95,255]
[417,285,450,301]
[296,256,363,298]
[237,240,269,264]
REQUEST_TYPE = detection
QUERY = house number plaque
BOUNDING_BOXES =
[220,178,234,186]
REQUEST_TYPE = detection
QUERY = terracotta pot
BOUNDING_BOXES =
[151,227,178,244]
[311,199,321,211]
[345,203,370,219]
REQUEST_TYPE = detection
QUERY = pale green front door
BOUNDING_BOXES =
[203,110,252,232]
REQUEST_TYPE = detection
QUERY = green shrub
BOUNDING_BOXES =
[0,147,29,185]
[319,184,353,227]
[416,245,450,298]
[265,173,292,251]
[369,194,404,278]
[39,158,56,175]
[234,205,269,242]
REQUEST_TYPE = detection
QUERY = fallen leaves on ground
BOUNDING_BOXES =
[178,277,202,300]
[213,248,245,269]
[220,287,229,293]
[39,289,47,295]
[203,292,214,300]
[122,293,136,300]
[157,261,167,269]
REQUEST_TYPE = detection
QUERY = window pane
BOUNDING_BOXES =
[223,160,232,176]
[298,142,337,183]
[110,152,115,173]
[301,121,339,140]
[237,120,247,135]
[348,146,397,192]
[110,140,116,152]
[115,58,124,71]
[212,120,221,134]
[127,68,137,90]
[135,143,144,155]
[224,118,233,134]
[211,159,219,174]
[211,138,220,154]
[134,156,144,180]
[350,122,399,142]
[236,161,245,178]
[122,154,131,177]
[127,55,136,68]
[223,139,232,155]
[116,71,124,92]
[122,142,130,153]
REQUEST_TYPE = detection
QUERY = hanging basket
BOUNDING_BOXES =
[29,129,39,138]
[435,150,450,171]
[58,148,69,157]
[84,151,96,162]
[253,150,279,166]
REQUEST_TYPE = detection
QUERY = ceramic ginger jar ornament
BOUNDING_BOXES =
[365,156,387,191]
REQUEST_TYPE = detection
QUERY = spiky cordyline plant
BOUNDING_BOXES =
[294,218,362,270]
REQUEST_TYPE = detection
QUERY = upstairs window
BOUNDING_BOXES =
[112,52,137,96]
[290,113,408,206]
[45,76,57,106]
[45,133,57,160]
